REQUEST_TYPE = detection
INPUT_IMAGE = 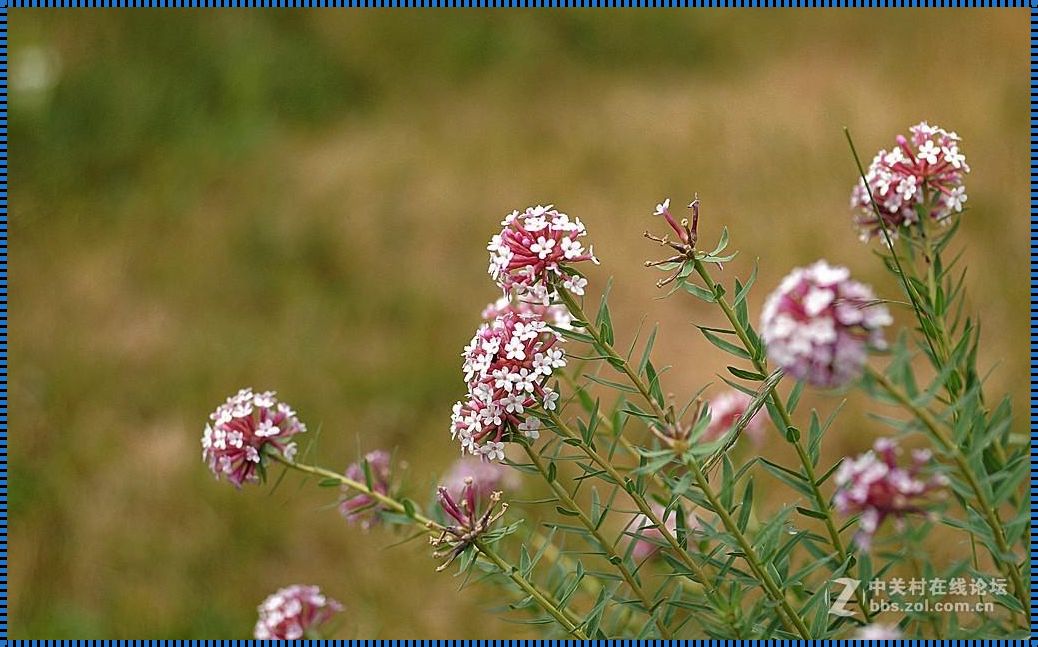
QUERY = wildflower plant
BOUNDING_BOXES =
[202,123,1029,638]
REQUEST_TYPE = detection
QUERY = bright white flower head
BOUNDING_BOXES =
[850,122,969,242]
[488,205,598,299]
[450,312,566,460]
[760,261,892,388]
[201,388,306,487]
[253,584,343,639]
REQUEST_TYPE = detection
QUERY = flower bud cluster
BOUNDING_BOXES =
[487,204,597,300]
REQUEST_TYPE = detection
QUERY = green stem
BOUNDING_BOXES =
[684,454,812,638]
[560,371,670,492]
[554,288,808,635]
[864,366,1028,612]
[529,530,604,600]
[910,231,1012,471]
[522,443,672,638]
[691,257,874,623]
[271,454,590,638]
[473,540,590,639]
[557,288,672,424]
[544,408,798,636]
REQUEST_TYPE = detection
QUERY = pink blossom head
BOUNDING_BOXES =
[626,503,697,562]
[450,311,565,460]
[703,390,766,444]
[854,623,903,640]
[201,388,306,488]
[253,584,343,639]
[339,449,392,530]
[851,121,968,242]
[760,261,892,388]
[443,455,519,502]
[487,205,598,300]
[834,438,948,550]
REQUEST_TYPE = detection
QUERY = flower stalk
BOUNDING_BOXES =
[683,452,811,638]
[270,453,590,638]
[690,256,874,623]
[556,287,672,424]
[554,283,819,635]
[542,409,785,635]
[864,366,1028,611]
[520,442,673,638]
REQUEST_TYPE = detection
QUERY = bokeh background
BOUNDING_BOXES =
[10,10,1028,638]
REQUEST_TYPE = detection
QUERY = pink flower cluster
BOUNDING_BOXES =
[253,584,343,639]
[201,388,306,487]
[760,261,892,388]
[834,438,947,549]
[702,390,766,444]
[339,450,392,530]
[487,205,598,301]
[851,121,969,241]
[450,312,565,460]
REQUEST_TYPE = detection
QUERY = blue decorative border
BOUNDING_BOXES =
[0,1,1031,642]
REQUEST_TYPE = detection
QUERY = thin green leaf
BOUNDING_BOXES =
[733,259,759,306]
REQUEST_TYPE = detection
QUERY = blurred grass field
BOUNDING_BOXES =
[10,10,1028,638]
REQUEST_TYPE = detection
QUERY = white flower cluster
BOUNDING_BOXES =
[450,312,566,461]
[760,261,892,388]
[854,624,903,640]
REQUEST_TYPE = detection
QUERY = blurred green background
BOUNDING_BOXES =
[10,10,1028,638]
